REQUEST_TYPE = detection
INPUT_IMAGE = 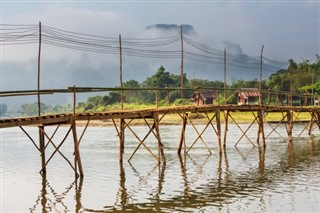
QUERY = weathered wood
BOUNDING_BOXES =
[120,118,125,162]
[19,126,40,152]
[229,113,256,147]
[178,113,188,154]
[257,110,266,147]
[37,22,42,117]
[72,121,83,178]
[39,126,76,174]
[186,113,212,154]
[216,110,222,153]
[154,112,165,162]
[223,110,229,148]
[286,110,293,142]
[39,125,46,175]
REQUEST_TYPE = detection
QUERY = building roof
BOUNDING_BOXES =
[192,91,217,100]
[238,88,260,99]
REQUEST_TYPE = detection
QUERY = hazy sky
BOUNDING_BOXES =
[2,0,319,61]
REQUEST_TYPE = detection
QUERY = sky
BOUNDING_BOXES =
[1,0,320,105]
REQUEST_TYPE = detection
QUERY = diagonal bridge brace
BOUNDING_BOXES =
[179,110,222,154]
[117,112,166,163]
[38,126,78,176]
[228,111,258,147]
[265,113,287,141]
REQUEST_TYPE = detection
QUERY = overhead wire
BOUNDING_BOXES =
[0,24,288,73]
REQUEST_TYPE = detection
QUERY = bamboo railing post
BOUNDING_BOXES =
[178,113,188,154]
[217,90,220,106]
[156,90,159,110]
[259,45,264,107]
[73,85,76,116]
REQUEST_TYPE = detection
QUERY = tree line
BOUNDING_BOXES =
[5,59,319,116]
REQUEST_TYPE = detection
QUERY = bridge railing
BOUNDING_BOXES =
[0,86,318,117]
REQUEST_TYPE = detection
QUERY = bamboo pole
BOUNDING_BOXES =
[257,110,266,147]
[39,125,46,175]
[286,110,293,142]
[216,110,222,153]
[308,112,315,136]
[37,22,42,117]
[259,45,264,107]
[154,112,165,162]
[180,25,184,99]
[119,34,124,110]
[72,121,83,177]
[224,48,227,105]
[120,118,125,163]
[178,113,188,154]
[223,110,229,148]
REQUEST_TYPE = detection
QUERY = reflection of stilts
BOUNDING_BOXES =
[30,175,79,212]
[287,142,295,166]
[155,162,166,212]
[75,178,84,213]
[258,146,266,175]
[112,161,128,211]
[178,154,190,205]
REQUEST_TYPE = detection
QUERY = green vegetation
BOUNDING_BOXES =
[17,59,320,116]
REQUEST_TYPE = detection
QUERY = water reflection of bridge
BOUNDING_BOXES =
[1,99,320,177]
[29,139,318,212]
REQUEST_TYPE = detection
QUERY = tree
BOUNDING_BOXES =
[142,66,181,103]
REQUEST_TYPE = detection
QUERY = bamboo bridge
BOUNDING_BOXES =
[1,87,320,178]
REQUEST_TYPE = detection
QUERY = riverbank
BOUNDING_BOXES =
[75,111,312,127]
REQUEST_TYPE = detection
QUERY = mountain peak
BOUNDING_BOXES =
[146,24,196,35]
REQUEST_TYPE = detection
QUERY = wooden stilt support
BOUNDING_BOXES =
[308,111,315,136]
[120,118,125,163]
[223,110,229,148]
[178,113,188,154]
[286,110,293,143]
[216,110,222,153]
[257,110,266,147]
[72,120,83,178]
[154,112,165,162]
[38,125,46,175]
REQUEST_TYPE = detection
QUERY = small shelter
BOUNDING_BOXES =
[191,91,217,105]
[237,88,260,105]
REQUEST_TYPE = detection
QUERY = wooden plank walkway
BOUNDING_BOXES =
[1,104,319,128]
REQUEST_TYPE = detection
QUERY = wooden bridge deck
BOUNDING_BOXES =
[1,104,318,128]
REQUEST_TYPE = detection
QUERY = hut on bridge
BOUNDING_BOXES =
[191,91,217,105]
[237,88,260,105]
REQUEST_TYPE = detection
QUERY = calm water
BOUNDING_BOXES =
[1,123,320,212]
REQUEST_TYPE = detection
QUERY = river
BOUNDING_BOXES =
[1,124,320,212]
